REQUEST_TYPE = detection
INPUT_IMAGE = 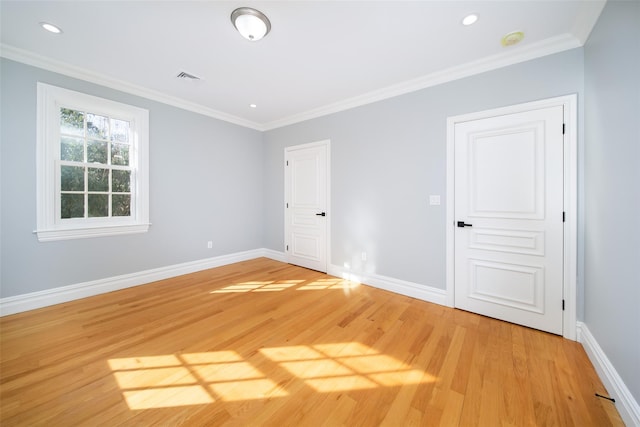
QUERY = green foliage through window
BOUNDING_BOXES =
[59,107,133,220]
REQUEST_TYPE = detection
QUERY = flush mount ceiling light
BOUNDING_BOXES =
[231,7,271,41]
[40,22,63,34]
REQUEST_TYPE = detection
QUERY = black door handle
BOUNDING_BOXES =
[457,221,472,227]
[316,212,326,217]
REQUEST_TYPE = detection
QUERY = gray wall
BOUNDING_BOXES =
[264,49,585,295]
[584,0,640,404]
[0,58,264,298]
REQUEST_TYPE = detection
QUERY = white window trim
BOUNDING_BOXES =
[36,83,150,242]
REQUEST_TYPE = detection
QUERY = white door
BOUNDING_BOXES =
[454,106,564,334]
[285,141,329,272]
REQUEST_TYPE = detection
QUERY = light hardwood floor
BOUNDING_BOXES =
[0,258,623,426]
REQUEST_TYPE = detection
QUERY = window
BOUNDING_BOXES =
[36,83,149,241]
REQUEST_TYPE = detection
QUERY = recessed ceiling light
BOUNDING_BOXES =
[462,14,478,26]
[40,22,63,34]
[250,104,257,108]
[501,31,525,46]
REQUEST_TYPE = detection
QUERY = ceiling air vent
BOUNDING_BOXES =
[176,71,200,80]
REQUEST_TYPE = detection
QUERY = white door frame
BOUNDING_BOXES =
[284,140,331,272]
[445,95,578,340]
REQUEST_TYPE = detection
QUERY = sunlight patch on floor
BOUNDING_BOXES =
[123,385,213,409]
[297,278,360,291]
[210,281,302,293]
[108,342,436,410]
[108,350,288,410]
[259,343,436,392]
[209,278,358,294]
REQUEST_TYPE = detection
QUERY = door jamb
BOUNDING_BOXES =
[284,139,331,273]
[445,95,578,340]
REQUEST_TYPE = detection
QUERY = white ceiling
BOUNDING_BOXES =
[0,1,604,130]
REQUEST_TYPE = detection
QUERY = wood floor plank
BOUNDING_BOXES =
[0,258,624,426]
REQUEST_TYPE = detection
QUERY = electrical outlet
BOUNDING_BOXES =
[361,252,367,261]
[207,241,213,249]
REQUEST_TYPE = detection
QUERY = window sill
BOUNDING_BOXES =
[35,223,151,242]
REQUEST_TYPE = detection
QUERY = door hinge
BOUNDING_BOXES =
[286,202,288,208]
[562,299,565,311]
[286,160,289,166]
[286,245,289,251]
[562,123,566,134]
[563,211,565,222]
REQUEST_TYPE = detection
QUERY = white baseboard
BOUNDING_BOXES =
[328,264,447,306]
[0,248,279,316]
[577,321,640,426]
[262,248,286,263]
[3,248,447,317]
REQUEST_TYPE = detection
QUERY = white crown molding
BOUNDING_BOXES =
[571,0,607,45]
[328,264,447,306]
[0,44,264,131]
[577,322,640,427]
[2,30,587,133]
[263,33,583,130]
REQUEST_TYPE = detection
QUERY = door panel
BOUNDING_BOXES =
[469,227,545,256]
[468,122,545,219]
[454,106,563,334]
[469,259,544,313]
[285,142,328,272]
